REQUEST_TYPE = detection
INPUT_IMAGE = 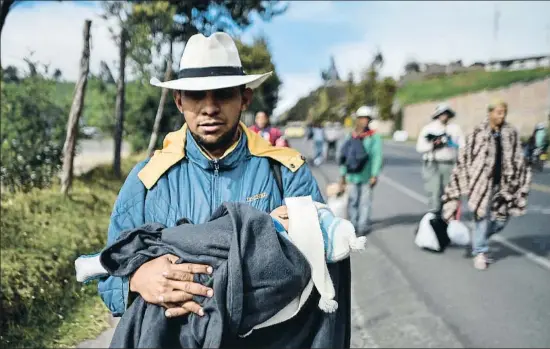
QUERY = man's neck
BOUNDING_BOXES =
[489,121,501,132]
[201,128,241,160]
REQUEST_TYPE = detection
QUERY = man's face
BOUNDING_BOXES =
[174,86,253,151]
[255,112,269,129]
[356,116,370,129]
[489,105,507,127]
[438,113,450,124]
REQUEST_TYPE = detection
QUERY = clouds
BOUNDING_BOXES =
[2,0,548,117]
[273,72,321,117]
[1,1,117,80]
[329,1,550,80]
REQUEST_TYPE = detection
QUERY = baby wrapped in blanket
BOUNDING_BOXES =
[75,196,365,348]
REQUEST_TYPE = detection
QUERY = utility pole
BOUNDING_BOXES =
[491,3,500,63]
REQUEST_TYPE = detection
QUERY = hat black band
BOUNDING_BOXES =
[178,66,245,79]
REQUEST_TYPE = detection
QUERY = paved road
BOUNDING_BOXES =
[292,138,550,348]
[72,139,130,175]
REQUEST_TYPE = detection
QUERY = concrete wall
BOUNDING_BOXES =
[402,78,550,138]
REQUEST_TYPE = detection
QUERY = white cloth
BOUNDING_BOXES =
[416,120,465,162]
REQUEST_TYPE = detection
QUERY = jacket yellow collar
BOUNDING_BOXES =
[137,122,305,189]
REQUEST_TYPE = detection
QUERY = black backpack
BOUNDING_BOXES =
[339,137,369,174]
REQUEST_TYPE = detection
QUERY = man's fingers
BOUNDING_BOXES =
[162,270,194,282]
[167,280,214,298]
[157,291,194,304]
[164,301,204,318]
[170,263,213,275]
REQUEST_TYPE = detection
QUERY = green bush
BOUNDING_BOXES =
[0,158,138,348]
[0,78,68,192]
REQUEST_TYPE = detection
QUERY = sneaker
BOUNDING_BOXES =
[473,254,488,270]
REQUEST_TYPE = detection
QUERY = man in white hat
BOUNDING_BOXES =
[338,105,383,235]
[416,103,465,215]
[96,32,350,346]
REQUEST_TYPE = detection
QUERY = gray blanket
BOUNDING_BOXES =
[100,202,350,348]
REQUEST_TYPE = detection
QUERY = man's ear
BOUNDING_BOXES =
[241,88,253,111]
[173,90,184,113]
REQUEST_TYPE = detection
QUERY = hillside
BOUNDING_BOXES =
[282,68,550,123]
[396,67,550,106]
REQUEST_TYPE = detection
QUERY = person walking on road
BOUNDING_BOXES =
[249,110,287,147]
[96,32,350,347]
[442,99,532,270]
[416,103,465,216]
[310,121,326,166]
[338,106,383,236]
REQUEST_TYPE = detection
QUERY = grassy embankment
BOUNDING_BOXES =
[1,156,142,348]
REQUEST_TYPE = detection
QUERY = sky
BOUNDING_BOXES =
[2,1,550,116]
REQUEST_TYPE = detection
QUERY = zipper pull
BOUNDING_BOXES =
[213,160,219,175]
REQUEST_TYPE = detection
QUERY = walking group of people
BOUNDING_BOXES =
[416,101,532,270]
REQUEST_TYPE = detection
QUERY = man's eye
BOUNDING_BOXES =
[214,88,237,100]
[184,91,206,100]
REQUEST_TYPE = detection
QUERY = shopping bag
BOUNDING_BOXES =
[447,204,471,246]
[326,183,348,219]
[414,212,450,252]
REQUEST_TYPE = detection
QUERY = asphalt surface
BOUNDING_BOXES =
[291,137,550,348]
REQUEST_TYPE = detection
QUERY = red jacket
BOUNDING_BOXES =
[249,125,284,146]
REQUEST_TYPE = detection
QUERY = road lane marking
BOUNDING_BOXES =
[531,183,550,194]
[379,174,550,272]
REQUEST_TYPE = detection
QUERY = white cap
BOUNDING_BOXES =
[355,106,375,119]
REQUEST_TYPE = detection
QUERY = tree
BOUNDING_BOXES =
[101,1,134,178]
[404,60,420,73]
[130,0,287,155]
[52,69,63,82]
[375,77,397,121]
[2,65,19,82]
[60,19,92,195]
[236,36,281,116]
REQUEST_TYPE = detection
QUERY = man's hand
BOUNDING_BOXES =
[369,177,378,187]
[129,254,213,318]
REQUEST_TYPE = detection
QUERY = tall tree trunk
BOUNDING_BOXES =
[113,27,127,178]
[60,19,92,195]
[146,39,173,158]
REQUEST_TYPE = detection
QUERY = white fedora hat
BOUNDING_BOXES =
[431,103,456,119]
[150,32,272,91]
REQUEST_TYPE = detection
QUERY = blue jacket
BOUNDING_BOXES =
[98,123,324,316]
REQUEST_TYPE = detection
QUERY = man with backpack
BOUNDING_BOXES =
[338,106,383,236]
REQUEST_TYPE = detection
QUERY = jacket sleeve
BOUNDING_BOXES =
[416,125,433,153]
[368,134,383,178]
[441,135,470,221]
[97,160,148,316]
[283,162,325,204]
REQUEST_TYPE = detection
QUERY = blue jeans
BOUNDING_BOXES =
[347,183,373,235]
[472,218,507,256]
[472,185,508,256]
[314,140,324,160]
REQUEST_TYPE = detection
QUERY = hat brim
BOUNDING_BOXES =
[432,109,456,119]
[150,72,272,91]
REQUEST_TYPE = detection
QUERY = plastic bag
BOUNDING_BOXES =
[447,220,471,246]
[327,193,348,219]
[414,212,440,251]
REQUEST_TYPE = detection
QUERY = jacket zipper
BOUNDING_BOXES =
[212,160,220,212]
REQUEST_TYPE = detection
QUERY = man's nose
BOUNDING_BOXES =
[201,91,220,116]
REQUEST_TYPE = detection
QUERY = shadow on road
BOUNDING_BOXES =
[371,213,426,230]
[383,156,421,167]
[491,235,550,261]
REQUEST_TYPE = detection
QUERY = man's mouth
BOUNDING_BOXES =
[199,122,224,133]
